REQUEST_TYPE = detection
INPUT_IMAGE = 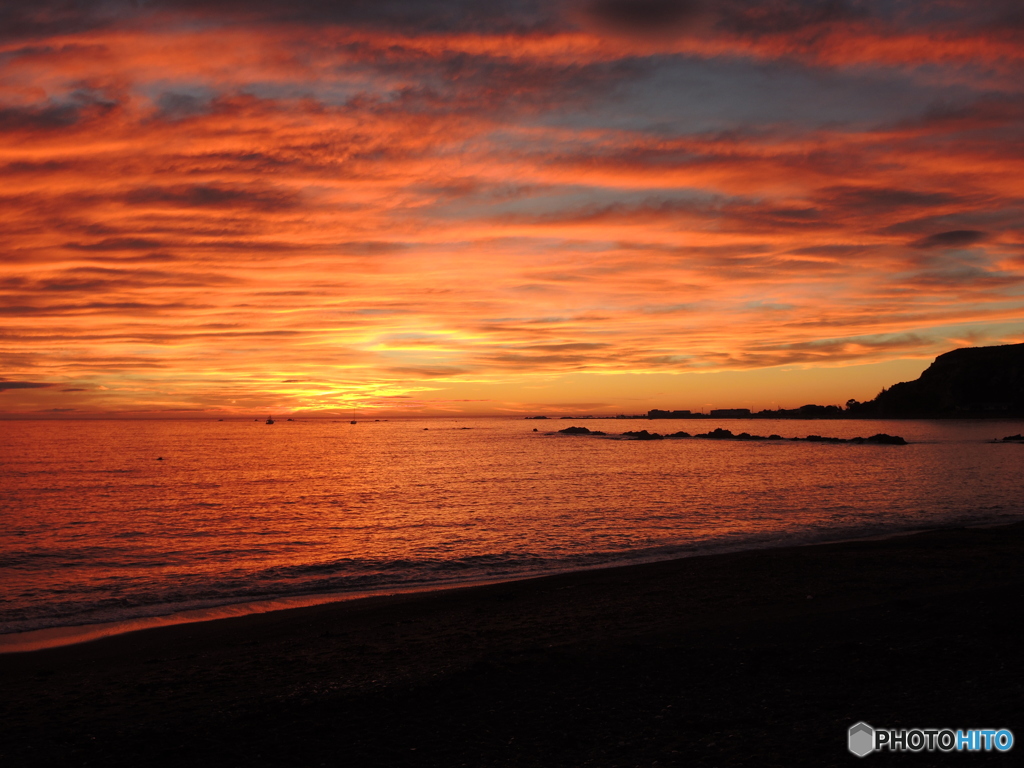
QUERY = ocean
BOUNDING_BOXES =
[2,417,1023,648]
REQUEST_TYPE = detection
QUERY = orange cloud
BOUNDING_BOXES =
[2,1,1023,415]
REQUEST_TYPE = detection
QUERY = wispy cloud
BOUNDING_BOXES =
[1,0,1022,414]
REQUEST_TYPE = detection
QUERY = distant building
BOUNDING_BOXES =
[647,409,692,419]
[709,408,751,418]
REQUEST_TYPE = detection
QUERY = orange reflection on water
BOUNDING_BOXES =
[2,418,1023,643]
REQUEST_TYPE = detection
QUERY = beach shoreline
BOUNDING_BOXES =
[6,517,1019,655]
[2,521,1022,766]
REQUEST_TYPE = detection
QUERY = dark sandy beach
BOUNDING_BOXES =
[2,523,1022,767]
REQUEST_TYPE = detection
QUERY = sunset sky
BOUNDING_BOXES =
[2,0,1022,417]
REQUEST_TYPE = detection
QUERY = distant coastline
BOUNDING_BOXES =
[527,342,1024,420]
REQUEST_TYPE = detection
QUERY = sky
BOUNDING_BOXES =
[1,0,1022,417]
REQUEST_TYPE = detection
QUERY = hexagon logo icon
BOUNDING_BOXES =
[849,722,875,757]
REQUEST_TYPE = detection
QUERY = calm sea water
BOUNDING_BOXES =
[2,417,1023,640]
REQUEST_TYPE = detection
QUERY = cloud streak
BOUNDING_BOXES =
[1,0,1022,415]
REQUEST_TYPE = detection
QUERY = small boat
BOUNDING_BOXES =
[350,420,357,424]
[266,416,274,424]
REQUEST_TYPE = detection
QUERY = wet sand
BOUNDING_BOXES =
[2,523,1022,767]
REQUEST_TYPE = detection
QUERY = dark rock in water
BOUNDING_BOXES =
[1001,434,1024,442]
[559,426,593,435]
[695,428,735,439]
[687,429,908,445]
[864,433,907,445]
[734,432,767,440]
[622,430,663,440]
[557,426,608,436]
[804,435,845,443]
[581,426,910,445]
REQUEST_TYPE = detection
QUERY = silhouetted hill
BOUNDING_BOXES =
[854,343,1024,417]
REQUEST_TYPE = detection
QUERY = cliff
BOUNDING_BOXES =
[861,343,1024,417]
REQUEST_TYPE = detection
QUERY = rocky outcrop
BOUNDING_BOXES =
[621,430,664,440]
[559,427,907,444]
[686,429,907,445]
[558,426,607,436]
[857,343,1024,417]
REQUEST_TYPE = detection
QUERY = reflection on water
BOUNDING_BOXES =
[1,417,1023,635]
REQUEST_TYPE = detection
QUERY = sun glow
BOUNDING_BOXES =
[2,2,1022,417]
